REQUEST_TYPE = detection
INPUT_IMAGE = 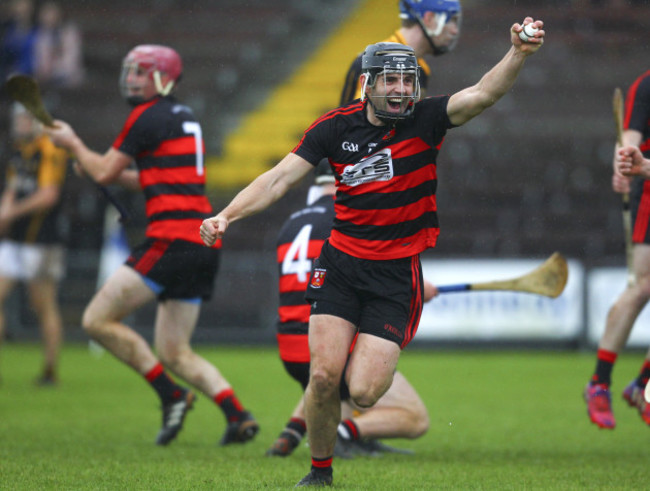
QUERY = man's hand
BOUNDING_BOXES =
[44,120,77,149]
[200,214,229,246]
[511,17,544,54]
[616,145,650,179]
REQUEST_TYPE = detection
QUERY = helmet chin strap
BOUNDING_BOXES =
[153,70,175,96]
[400,0,448,56]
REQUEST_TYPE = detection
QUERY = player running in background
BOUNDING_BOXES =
[266,161,436,458]
[201,19,544,486]
[0,103,69,386]
[45,44,258,446]
[585,72,650,428]
[339,0,462,104]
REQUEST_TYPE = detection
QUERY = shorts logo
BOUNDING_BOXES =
[310,268,327,288]
[383,323,403,339]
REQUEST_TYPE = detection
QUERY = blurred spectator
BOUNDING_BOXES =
[0,0,37,81]
[0,103,70,386]
[34,1,84,90]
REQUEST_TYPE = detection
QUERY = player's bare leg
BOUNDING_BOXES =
[81,266,158,372]
[299,314,355,486]
[0,276,16,384]
[28,278,62,385]
[155,299,258,444]
[348,371,429,439]
[586,244,650,428]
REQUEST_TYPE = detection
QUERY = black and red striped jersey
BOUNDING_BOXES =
[625,70,650,156]
[275,195,334,362]
[292,96,452,260]
[112,96,218,247]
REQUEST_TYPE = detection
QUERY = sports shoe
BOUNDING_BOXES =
[295,469,333,487]
[219,411,259,445]
[266,434,300,457]
[155,388,196,445]
[584,383,615,429]
[622,379,638,408]
[621,379,650,426]
[355,439,415,456]
[35,373,58,387]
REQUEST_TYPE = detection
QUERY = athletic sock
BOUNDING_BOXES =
[214,388,245,422]
[145,363,183,403]
[635,360,650,388]
[281,417,306,445]
[337,418,360,441]
[591,349,618,386]
[311,456,333,476]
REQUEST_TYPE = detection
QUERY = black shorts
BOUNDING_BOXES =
[630,177,650,244]
[282,360,351,400]
[305,241,424,349]
[127,238,220,301]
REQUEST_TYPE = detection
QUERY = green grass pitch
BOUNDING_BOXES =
[0,343,647,490]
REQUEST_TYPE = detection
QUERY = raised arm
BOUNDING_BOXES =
[447,17,545,127]
[200,153,314,246]
[45,120,133,185]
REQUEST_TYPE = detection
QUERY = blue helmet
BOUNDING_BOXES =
[398,0,462,55]
[399,0,461,22]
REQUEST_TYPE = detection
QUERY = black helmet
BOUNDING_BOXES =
[314,159,335,184]
[360,42,420,124]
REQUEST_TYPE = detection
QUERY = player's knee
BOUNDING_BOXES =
[408,405,430,438]
[309,366,340,397]
[81,309,101,336]
[348,384,385,408]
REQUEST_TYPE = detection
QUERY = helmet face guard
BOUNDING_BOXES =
[119,45,183,105]
[361,43,421,124]
[399,0,462,56]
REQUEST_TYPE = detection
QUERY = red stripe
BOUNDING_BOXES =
[402,255,423,348]
[279,274,308,293]
[140,167,206,187]
[151,136,204,157]
[112,99,157,150]
[311,457,333,468]
[329,228,438,260]
[135,240,170,275]
[144,363,164,382]
[214,388,235,405]
[597,349,618,364]
[147,219,221,247]
[277,334,310,363]
[276,240,325,262]
[633,180,650,242]
[293,103,364,154]
[279,304,311,324]
[335,195,436,227]
[338,163,437,196]
[146,195,212,215]
[624,70,650,129]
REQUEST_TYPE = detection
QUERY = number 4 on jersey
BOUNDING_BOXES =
[282,225,313,283]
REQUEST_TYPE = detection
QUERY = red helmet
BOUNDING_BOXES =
[120,44,183,103]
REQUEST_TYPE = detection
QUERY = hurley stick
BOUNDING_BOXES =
[5,74,131,223]
[613,87,634,286]
[437,252,569,298]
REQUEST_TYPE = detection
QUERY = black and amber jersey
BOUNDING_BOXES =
[275,195,334,362]
[625,70,650,156]
[112,96,218,247]
[5,134,68,244]
[292,96,452,261]
[339,30,432,106]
